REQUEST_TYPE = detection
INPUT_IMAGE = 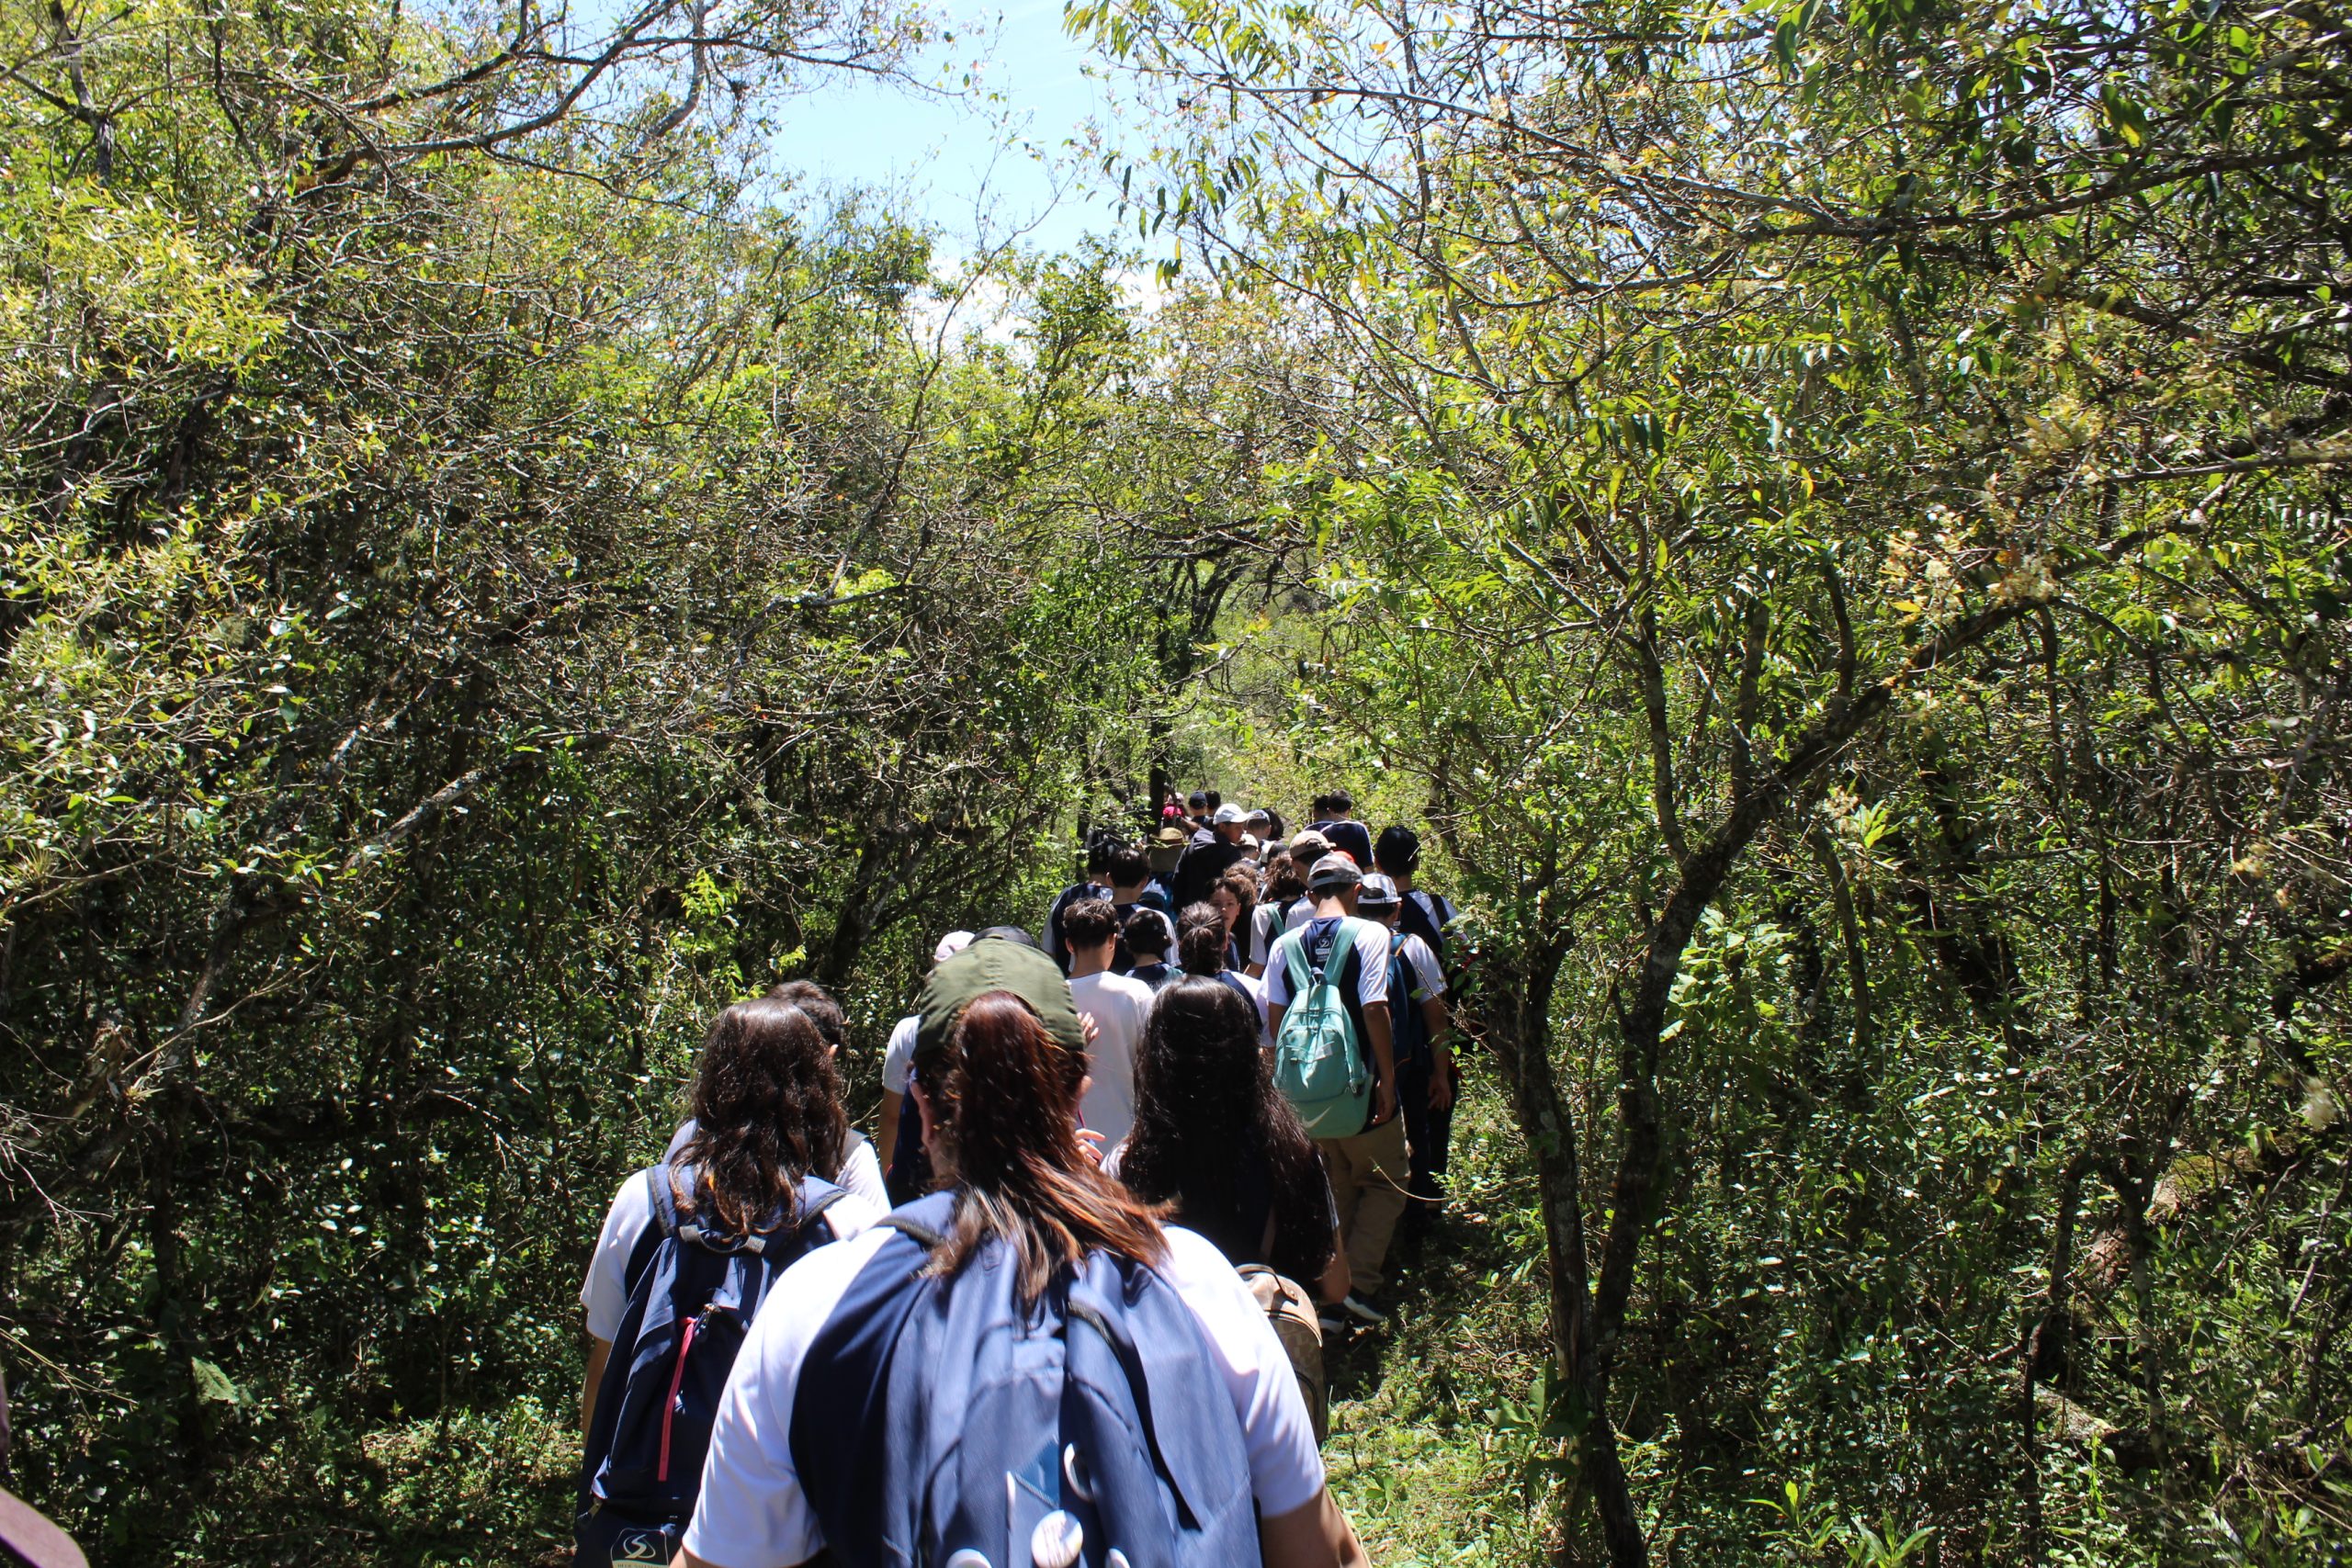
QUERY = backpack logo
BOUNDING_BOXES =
[1272,919,1371,1138]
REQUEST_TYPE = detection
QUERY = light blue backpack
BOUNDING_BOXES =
[1271,917,1373,1138]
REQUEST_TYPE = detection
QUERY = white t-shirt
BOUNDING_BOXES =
[1283,894,1317,934]
[880,1014,920,1096]
[1261,916,1393,1013]
[1069,970,1153,1149]
[837,1131,888,1211]
[1248,902,1287,969]
[683,1223,1327,1568]
[580,1168,885,1342]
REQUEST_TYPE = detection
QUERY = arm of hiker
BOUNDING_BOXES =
[581,1336,611,1436]
[1260,1489,1370,1568]
[1424,996,1454,1111]
[1363,999,1396,1123]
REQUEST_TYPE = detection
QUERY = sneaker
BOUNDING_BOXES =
[1341,1292,1389,1325]
[1317,1307,1346,1333]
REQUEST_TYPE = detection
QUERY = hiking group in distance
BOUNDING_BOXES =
[572,787,1462,1568]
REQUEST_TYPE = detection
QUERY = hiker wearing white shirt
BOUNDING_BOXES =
[872,931,977,1193]
[1062,897,1155,1149]
[676,987,1370,1568]
[1263,855,1404,1325]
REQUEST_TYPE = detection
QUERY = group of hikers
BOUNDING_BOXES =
[576,789,1461,1568]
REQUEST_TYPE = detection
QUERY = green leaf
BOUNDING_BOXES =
[191,1358,242,1405]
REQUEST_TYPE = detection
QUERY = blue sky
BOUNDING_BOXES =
[769,1,1148,258]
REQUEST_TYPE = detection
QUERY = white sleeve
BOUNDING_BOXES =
[1403,934,1446,999]
[881,1015,920,1095]
[1250,907,1278,967]
[1158,1228,1327,1516]
[1284,898,1313,932]
[580,1170,655,1343]
[1352,921,1392,1007]
[684,1228,898,1568]
[834,1133,890,1213]
[1261,938,1296,1010]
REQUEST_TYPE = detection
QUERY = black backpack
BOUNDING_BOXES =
[578,1165,842,1564]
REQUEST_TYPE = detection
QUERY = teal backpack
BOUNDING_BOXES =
[1272,917,1373,1137]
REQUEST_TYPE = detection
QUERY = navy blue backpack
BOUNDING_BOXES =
[1386,933,1432,1072]
[578,1165,843,1567]
[792,1192,1262,1568]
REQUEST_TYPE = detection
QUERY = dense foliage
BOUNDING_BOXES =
[6,0,2349,1563]
[1087,0,2352,1560]
[0,0,1205,1555]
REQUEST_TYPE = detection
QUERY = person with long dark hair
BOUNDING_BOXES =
[577,998,880,1562]
[1213,863,1258,973]
[1114,976,1348,1305]
[582,998,877,1425]
[678,964,1368,1568]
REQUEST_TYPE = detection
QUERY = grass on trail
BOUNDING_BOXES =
[1320,1075,1555,1568]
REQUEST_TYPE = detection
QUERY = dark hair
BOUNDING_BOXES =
[1262,808,1285,841]
[1062,897,1118,950]
[1125,907,1171,960]
[1308,793,1334,818]
[915,990,1164,1298]
[1262,854,1306,905]
[675,998,849,1235]
[1374,825,1421,874]
[1120,979,1335,1285]
[765,979,848,1054]
[1205,790,1223,812]
[1325,789,1353,817]
[1216,864,1259,915]
[1188,790,1208,807]
[1085,828,1126,876]
[1177,903,1227,975]
[1106,844,1150,887]
[978,924,1037,949]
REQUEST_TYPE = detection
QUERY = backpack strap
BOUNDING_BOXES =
[1282,928,1314,997]
[666,1168,846,1257]
[876,1189,957,1248]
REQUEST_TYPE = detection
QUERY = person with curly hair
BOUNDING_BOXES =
[578,995,881,1448]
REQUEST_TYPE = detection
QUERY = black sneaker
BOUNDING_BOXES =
[1317,1307,1346,1333]
[1342,1292,1390,1325]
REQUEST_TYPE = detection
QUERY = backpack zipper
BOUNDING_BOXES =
[656,1310,707,1483]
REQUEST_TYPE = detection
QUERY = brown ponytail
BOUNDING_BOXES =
[915,989,1165,1299]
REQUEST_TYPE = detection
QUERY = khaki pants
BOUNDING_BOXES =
[1316,1115,1410,1297]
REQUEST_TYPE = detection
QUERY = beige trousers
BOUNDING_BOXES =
[1316,1114,1411,1297]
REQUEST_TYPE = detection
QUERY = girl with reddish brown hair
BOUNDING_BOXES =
[677,961,1370,1568]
